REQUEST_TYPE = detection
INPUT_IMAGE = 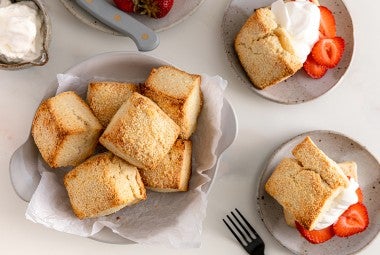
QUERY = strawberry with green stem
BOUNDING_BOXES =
[113,0,174,19]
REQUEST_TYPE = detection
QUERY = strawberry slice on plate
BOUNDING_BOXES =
[333,202,369,237]
[303,54,328,79]
[319,6,336,38]
[311,37,345,68]
[356,188,364,203]
[295,222,335,244]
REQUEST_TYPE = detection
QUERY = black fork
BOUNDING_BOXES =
[223,208,265,255]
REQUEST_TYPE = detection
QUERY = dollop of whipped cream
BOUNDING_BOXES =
[271,0,320,63]
[0,0,43,63]
[314,178,359,230]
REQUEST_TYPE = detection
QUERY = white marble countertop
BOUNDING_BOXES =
[0,0,378,254]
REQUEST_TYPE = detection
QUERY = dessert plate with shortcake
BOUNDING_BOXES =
[257,130,380,254]
[223,0,354,104]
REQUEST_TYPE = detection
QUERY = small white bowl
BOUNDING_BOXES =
[0,0,51,70]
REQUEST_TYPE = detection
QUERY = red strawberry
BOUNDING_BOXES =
[138,0,174,18]
[356,188,364,203]
[319,6,336,38]
[311,37,345,68]
[295,222,335,244]
[303,54,328,79]
[114,0,174,18]
[333,202,369,237]
[113,0,136,13]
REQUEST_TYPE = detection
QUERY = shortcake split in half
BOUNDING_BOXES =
[265,136,369,244]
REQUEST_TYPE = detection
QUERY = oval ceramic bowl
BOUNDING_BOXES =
[257,130,380,255]
[60,0,205,34]
[0,0,51,70]
[222,0,354,104]
[9,51,238,244]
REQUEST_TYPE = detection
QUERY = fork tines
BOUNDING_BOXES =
[223,208,264,253]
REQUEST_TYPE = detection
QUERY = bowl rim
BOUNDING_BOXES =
[0,0,51,70]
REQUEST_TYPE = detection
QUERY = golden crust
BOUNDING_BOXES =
[87,81,139,127]
[234,8,302,89]
[265,158,336,230]
[282,161,358,228]
[31,91,102,168]
[265,136,350,230]
[99,92,180,170]
[32,100,63,167]
[139,139,192,192]
[64,152,146,219]
[292,137,349,189]
[142,66,203,139]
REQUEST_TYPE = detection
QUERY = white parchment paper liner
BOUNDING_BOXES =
[25,73,227,248]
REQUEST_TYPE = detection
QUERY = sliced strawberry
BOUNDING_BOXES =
[113,0,136,13]
[303,54,328,79]
[295,222,335,244]
[356,188,364,203]
[311,37,345,68]
[319,6,336,38]
[333,202,369,237]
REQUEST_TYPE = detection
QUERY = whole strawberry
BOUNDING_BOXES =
[113,0,137,13]
[139,0,174,18]
[114,0,174,19]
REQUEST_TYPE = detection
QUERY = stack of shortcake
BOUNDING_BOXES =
[265,137,369,244]
[31,66,203,219]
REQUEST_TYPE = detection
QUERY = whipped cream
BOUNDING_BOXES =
[271,0,320,63]
[0,0,43,63]
[314,178,359,230]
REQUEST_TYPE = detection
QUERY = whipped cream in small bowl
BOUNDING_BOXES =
[0,0,51,70]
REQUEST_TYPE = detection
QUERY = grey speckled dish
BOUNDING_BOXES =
[257,130,380,255]
[60,0,205,34]
[9,51,237,244]
[0,0,51,70]
[222,0,354,104]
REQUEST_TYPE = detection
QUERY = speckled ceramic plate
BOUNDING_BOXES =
[257,130,380,255]
[222,0,354,104]
[60,0,205,34]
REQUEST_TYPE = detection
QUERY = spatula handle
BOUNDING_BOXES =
[75,0,159,51]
